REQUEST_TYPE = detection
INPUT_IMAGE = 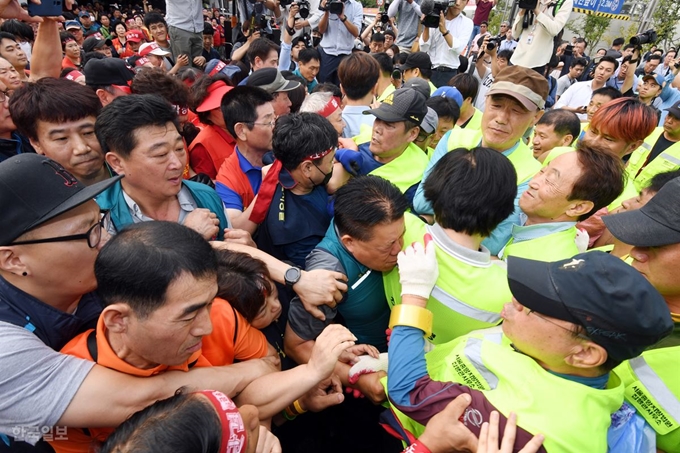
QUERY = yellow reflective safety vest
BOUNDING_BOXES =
[541,146,574,166]
[383,214,511,344]
[464,108,483,131]
[447,129,540,185]
[368,142,430,195]
[502,225,580,262]
[626,127,680,192]
[616,346,680,453]
[386,333,624,453]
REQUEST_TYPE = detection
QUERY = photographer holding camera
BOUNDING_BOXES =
[420,0,473,88]
[510,0,573,71]
[316,0,363,85]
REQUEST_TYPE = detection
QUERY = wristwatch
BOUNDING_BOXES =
[284,266,302,287]
[340,15,347,22]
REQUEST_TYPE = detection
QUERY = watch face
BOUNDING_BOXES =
[285,267,300,284]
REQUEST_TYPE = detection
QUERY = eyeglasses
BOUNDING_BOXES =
[0,89,11,103]
[528,309,590,341]
[12,211,111,249]
[247,119,276,128]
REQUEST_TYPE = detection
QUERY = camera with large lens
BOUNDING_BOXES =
[477,35,503,52]
[379,11,389,23]
[327,0,343,15]
[630,29,657,46]
[296,0,310,18]
[517,0,538,9]
[421,0,449,28]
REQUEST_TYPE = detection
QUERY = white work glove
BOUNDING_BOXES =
[397,234,439,300]
[348,353,389,384]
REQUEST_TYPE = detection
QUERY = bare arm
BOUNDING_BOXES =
[231,30,261,62]
[57,359,277,428]
[212,241,348,319]
[28,19,61,81]
[622,49,641,95]
[235,325,355,418]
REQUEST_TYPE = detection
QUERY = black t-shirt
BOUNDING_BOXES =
[648,133,677,166]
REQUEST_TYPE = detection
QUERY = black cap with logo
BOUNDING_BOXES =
[0,154,121,246]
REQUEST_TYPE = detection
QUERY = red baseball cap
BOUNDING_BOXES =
[125,30,145,43]
[196,81,233,113]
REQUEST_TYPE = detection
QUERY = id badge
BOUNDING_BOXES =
[526,33,534,45]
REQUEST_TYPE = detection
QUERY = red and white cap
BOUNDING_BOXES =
[139,42,171,57]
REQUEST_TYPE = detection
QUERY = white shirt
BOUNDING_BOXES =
[510,0,573,69]
[554,80,595,120]
[420,13,473,69]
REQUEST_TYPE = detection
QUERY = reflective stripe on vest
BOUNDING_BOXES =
[464,337,499,389]
[660,151,680,166]
[629,356,680,426]
[432,286,502,325]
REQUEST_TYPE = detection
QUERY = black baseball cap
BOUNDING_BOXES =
[0,154,121,246]
[507,252,673,363]
[84,58,135,87]
[665,100,680,119]
[401,51,432,72]
[403,77,430,100]
[83,36,113,53]
[364,88,427,124]
[603,176,680,247]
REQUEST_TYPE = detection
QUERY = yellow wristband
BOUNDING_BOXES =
[389,304,433,338]
[293,399,307,415]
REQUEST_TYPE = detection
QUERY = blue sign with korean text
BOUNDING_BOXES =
[573,0,623,15]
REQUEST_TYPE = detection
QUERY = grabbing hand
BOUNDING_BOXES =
[418,395,478,453]
[397,234,438,301]
[298,375,344,412]
[477,412,544,453]
[295,269,348,320]
[183,208,220,240]
[334,148,364,176]
[174,54,190,68]
[193,56,207,67]
[307,324,357,380]
[348,352,388,384]
[223,228,256,247]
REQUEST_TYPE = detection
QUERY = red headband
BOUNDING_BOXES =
[64,70,84,81]
[318,96,341,118]
[197,390,247,453]
[250,145,334,224]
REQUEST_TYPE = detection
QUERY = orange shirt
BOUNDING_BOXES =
[52,317,209,453]
[51,298,268,453]
[201,298,269,366]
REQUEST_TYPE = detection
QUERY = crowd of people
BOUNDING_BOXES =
[1,0,680,452]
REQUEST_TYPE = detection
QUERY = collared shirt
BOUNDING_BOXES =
[319,0,363,55]
[118,184,231,232]
[342,105,375,138]
[215,146,264,210]
[166,0,204,33]
[498,38,517,52]
[554,80,597,120]
[420,13,473,69]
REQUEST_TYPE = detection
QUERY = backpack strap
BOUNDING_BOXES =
[86,330,98,362]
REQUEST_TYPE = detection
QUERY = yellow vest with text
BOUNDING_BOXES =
[615,346,680,453]
[447,129,540,185]
[502,226,579,262]
[386,333,624,453]
[383,215,511,344]
[368,142,430,195]
[626,127,680,192]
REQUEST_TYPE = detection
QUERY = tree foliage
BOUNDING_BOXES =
[650,0,680,49]
[566,13,611,51]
